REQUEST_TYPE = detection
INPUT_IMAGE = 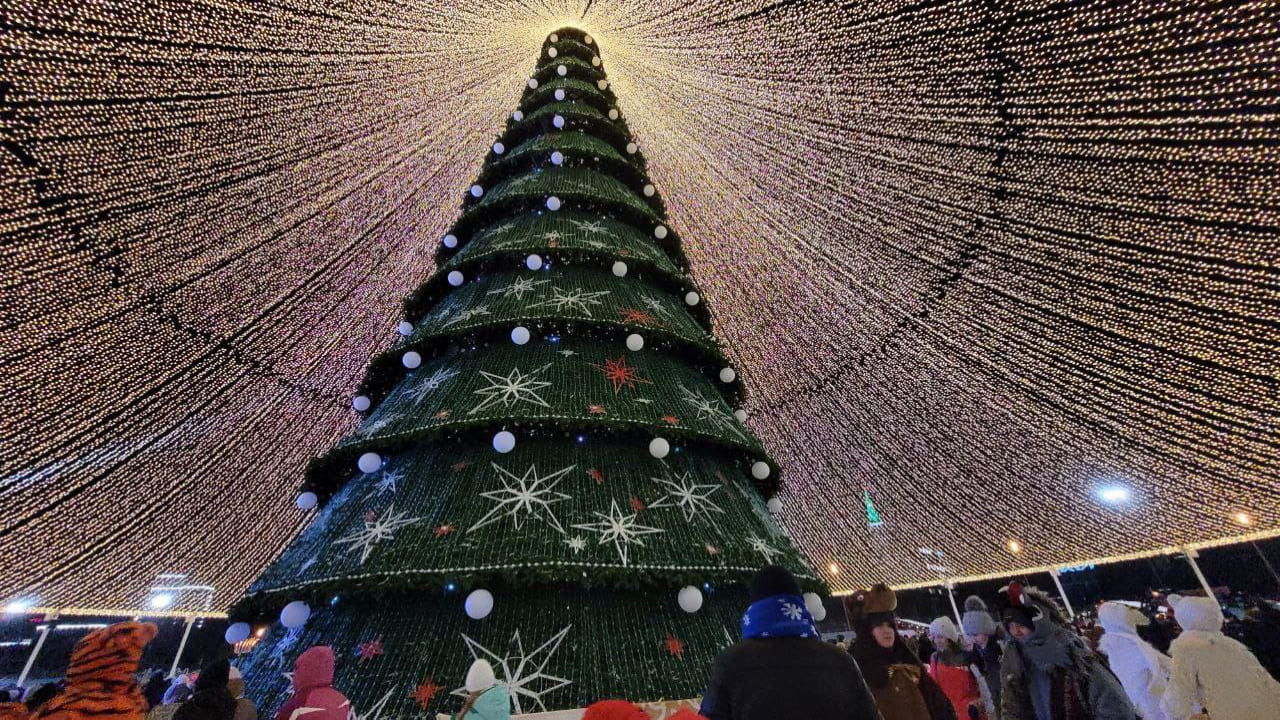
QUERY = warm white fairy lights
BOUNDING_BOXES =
[2,0,1277,607]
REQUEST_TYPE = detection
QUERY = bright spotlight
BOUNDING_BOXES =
[1097,485,1131,505]
[148,593,174,609]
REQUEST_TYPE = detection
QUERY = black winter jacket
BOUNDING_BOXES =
[700,636,885,720]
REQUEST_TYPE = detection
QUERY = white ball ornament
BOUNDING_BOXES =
[442,233,458,248]
[448,270,464,286]
[643,184,655,197]
[547,47,558,58]
[733,408,747,422]
[684,291,700,306]
[592,56,601,67]
[653,224,668,239]
[649,437,670,459]
[280,601,311,629]
[493,431,516,453]
[352,395,372,412]
[295,492,318,511]
[492,142,505,154]
[804,592,826,621]
[402,350,422,369]
[512,110,524,121]
[556,64,567,76]
[625,333,644,351]
[608,108,619,120]
[549,33,558,42]
[224,622,251,644]
[546,196,562,211]
[677,586,704,613]
[611,261,628,277]
[469,184,483,198]
[751,461,771,480]
[526,254,543,271]
[511,326,531,345]
[465,589,494,620]
[719,367,737,383]
[626,141,638,154]
[397,321,413,336]
[553,114,565,129]
[527,78,539,89]
[550,151,564,165]
[584,34,593,44]
[766,497,783,514]
[554,89,566,101]
[597,79,609,90]
[357,452,382,473]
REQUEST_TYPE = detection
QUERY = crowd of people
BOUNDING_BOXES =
[2,567,1279,720]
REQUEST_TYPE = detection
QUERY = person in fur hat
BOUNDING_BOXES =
[1160,594,1280,720]
[963,596,1002,719]
[928,617,986,720]
[1095,602,1171,720]
[994,583,1133,720]
[452,660,509,720]
[847,584,955,720]
[699,566,882,720]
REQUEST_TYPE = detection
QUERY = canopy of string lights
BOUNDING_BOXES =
[3,0,1277,609]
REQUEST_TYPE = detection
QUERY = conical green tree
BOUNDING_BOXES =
[235,28,819,715]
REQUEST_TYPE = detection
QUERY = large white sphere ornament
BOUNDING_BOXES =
[549,33,558,42]
[554,89,566,101]
[448,270,464,286]
[804,592,826,621]
[547,47,558,58]
[597,79,609,90]
[465,589,494,620]
[608,108,619,120]
[493,431,516,454]
[625,334,644,352]
[584,34,593,44]
[527,78,539,89]
[397,321,413,337]
[511,326,531,345]
[357,452,382,474]
[552,114,565,129]
[513,110,524,121]
[443,234,458,248]
[649,437,670,459]
[224,622,251,644]
[653,224,668,239]
[719,367,737,383]
[611,261,628,277]
[352,395,372,412]
[546,196,562,211]
[592,56,601,67]
[626,141,637,154]
[402,350,422,369]
[678,586,704,613]
[526,254,543,271]
[556,64,568,76]
[733,408,747,423]
[295,492,318,511]
[643,184,655,197]
[684,291,700,306]
[280,601,311,629]
[766,497,783,514]
[492,142,505,155]
[751,461,771,480]
[550,151,565,165]
[469,184,483,198]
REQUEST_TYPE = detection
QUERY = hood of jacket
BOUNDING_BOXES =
[1098,602,1148,635]
[66,622,157,689]
[292,647,335,694]
[1168,595,1223,633]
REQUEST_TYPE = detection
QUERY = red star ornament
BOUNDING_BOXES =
[664,632,685,658]
[434,524,455,538]
[619,308,658,325]
[662,415,681,425]
[630,496,645,513]
[452,461,468,472]
[591,355,652,394]
[588,404,607,415]
[356,637,383,662]
[433,409,452,420]
[411,677,444,709]
[587,468,606,484]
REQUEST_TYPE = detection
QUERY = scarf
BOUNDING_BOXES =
[740,594,818,640]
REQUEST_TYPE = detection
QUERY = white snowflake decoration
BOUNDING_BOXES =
[572,499,665,565]
[402,366,460,405]
[370,468,401,496]
[648,470,724,523]
[780,600,805,621]
[640,294,669,316]
[357,411,403,438]
[570,219,609,235]
[442,305,491,327]
[532,287,610,317]
[333,504,422,565]
[540,230,562,243]
[469,363,554,415]
[678,384,747,440]
[453,627,574,714]
[469,463,576,535]
[747,534,782,563]
[487,276,550,300]
[566,536,586,553]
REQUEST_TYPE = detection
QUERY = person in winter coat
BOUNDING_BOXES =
[452,660,509,720]
[224,668,255,720]
[699,565,883,720]
[847,584,955,720]
[146,678,192,720]
[994,583,1134,720]
[31,622,158,720]
[1160,594,1280,720]
[174,661,237,720]
[928,617,985,720]
[582,701,648,720]
[1096,602,1171,720]
[274,647,350,720]
[962,596,1002,720]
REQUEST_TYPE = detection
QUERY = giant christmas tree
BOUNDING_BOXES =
[234,27,819,716]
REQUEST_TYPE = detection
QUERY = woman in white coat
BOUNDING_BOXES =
[1097,602,1171,720]
[1161,594,1280,720]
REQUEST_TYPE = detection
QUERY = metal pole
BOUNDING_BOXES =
[169,615,195,678]
[17,621,54,687]
[1049,569,1076,619]
[946,582,963,627]
[1182,547,1216,598]
[1250,541,1280,592]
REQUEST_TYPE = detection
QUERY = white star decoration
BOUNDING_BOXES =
[641,294,668,315]
[747,534,782,563]
[649,470,724,523]
[453,627,574,714]
[358,411,403,438]
[346,688,391,720]
[403,366,460,404]
[334,504,422,565]
[487,276,549,299]
[566,536,586,553]
[442,305,491,327]
[571,219,608,235]
[469,364,553,415]
[572,499,665,565]
[532,287,610,317]
[469,463,576,535]
[371,468,401,496]
[540,230,562,242]
[678,383,747,440]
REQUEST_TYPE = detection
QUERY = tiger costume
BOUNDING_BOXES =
[31,622,158,720]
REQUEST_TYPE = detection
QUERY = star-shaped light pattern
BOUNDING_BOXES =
[454,627,573,714]
[618,308,657,326]
[591,355,653,394]
[6,1,1280,607]
[570,219,608,235]
[356,636,384,661]
[371,469,401,496]
[663,633,684,658]
[487,276,550,299]
[469,364,553,415]
[412,677,444,710]
[469,463,576,535]
[677,384,746,440]
[649,470,725,523]
[532,287,610,317]
[442,305,491,327]
[349,688,393,720]
[334,505,423,565]
[566,536,587,553]
[747,535,782,563]
[402,366,460,404]
[572,499,665,565]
